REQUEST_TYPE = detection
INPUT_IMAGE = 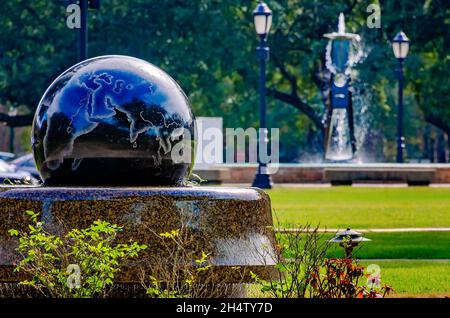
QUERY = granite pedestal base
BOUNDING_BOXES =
[0,186,277,291]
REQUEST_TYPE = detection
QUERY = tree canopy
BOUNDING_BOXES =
[0,0,448,162]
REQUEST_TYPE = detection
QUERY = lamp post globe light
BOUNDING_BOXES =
[392,31,410,163]
[252,1,273,189]
[328,228,371,259]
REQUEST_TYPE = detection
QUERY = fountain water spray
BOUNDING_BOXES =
[323,13,362,162]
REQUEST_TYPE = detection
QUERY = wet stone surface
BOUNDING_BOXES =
[0,186,277,284]
[32,55,195,186]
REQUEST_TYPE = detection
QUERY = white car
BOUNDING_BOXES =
[0,159,37,185]
[0,152,15,161]
[10,153,40,179]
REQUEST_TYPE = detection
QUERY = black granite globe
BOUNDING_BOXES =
[32,55,196,186]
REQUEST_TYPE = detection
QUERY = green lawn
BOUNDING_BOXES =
[248,260,450,297]
[266,187,450,296]
[360,260,450,297]
[268,187,450,228]
[324,232,450,259]
[277,231,450,259]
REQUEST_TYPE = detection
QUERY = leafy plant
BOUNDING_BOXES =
[251,221,393,298]
[252,224,331,298]
[9,210,147,298]
[307,258,394,298]
[141,225,234,298]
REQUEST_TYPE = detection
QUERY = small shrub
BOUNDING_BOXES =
[308,258,394,298]
[9,210,147,298]
[252,222,393,298]
[140,225,238,298]
[252,224,331,298]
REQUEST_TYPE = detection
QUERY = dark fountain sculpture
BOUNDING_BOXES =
[324,13,360,162]
[33,55,195,186]
[0,55,277,297]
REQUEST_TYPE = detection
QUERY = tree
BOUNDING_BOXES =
[0,0,448,161]
[0,0,75,112]
[267,0,449,160]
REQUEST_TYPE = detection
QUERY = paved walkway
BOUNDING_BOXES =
[275,227,450,233]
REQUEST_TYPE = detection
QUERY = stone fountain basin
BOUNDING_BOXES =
[216,163,450,185]
[0,186,277,284]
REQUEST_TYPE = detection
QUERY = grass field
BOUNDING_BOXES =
[267,187,450,296]
[277,232,450,259]
[247,261,450,298]
[268,187,450,228]
[360,260,450,297]
[324,232,450,259]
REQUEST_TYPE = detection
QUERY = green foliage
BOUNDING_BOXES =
[143,227,216,298]
[251,225,393,298]
[0,0,448,160]
[195,251,212,272]
[145,275,181,298]
[252,224,331,298]
[307,258,393,298]
[9,211,147,298]
[0,1,74,109]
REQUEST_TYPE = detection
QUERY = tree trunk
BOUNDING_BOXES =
[429,135,435,163]
[437,131,447,163]
[423,125,431,161]
[425,115,450,163]
[447,132,450,163]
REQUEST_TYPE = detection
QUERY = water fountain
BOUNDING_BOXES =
[324,13,360,162]
[0,55,277,296]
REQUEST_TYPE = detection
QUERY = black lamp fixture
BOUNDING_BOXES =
[391,31,410,163]
[392,31,410,60]
[328,228,371,258]
[251,1,273,189]
[253,1,272,38]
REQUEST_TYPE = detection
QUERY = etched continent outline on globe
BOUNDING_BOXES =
[32,55,196,186]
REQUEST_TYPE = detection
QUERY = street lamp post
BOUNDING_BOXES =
[392,31,410,163]
[252,1,273,189]
[79,0,88,61]
[66,0,100,62]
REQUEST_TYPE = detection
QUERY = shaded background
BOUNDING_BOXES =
[0,0,449,163]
